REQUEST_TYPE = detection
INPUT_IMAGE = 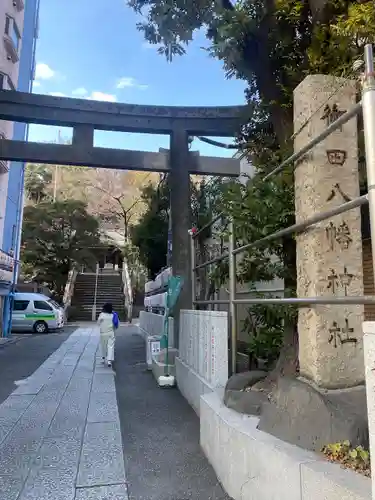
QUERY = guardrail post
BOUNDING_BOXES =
[362,43,375,499]
[190,232,196,308]
[92,262,99,321]
[228,221,237,375]
[363,44,375,287]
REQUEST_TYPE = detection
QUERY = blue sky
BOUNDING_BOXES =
[28,0,247,158]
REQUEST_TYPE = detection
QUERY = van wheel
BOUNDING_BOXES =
[34,321,48,334]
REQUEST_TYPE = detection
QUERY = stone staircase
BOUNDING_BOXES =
[70,272,126,321]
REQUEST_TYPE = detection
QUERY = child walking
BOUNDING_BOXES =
[97,302,119,367]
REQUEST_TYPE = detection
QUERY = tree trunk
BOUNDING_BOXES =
[270,235,298,381]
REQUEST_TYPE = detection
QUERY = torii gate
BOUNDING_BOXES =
[0,90,246,345]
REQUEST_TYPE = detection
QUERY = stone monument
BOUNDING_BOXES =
[294,75,364,389]
[256,76,368,452]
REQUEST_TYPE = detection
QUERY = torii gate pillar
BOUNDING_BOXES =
[170,128,192,348]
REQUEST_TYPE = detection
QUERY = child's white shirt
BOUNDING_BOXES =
[97,312,114,336]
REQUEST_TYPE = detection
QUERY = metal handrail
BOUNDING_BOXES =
[189,45,375,378]
[194,296,375,305]
[193,212,224,238]
[263,101,363,181]
[233,194,368,255]
[194,194,368,270]
[92,263,99,321]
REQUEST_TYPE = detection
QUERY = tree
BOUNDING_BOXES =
[24,164,53,204]
[85,169,151,240]
[129,0,375,145]
[131,177,170,278]
[129,0,375,379]
[21,199,102,297]
[131,174,227,278]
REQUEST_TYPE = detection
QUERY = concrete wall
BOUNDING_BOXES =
[176,309,228,415]
[200,390,371,500]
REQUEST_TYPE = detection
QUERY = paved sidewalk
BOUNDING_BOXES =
[0,326,127,500]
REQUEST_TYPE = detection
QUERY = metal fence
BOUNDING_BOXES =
[189,44,375,375]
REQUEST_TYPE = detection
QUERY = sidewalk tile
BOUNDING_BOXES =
[87,391,119,423]
[47,391,90,439]
[76,421,126,488]
[18,435,81,500]
[91,373,116,393]
[75,484,128,500]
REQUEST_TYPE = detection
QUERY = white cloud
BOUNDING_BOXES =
[49,91,67,97]
[116,77,148,90]
[89,91,117,102]
[35,63,55,80]
[33,81,41,88]
[72,87,88,97]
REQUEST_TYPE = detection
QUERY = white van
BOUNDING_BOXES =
[11,293,64,334]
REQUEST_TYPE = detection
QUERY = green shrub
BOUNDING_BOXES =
[321,441,370,477]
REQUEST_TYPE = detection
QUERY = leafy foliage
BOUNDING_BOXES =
[128,0,375,375]
[129,0,375,142]
[322,441,370,477]
[242,298,297,365]
[131,175,226,278]
[131,177,170,278]
[21,200,102,297]
[24,164,53,204]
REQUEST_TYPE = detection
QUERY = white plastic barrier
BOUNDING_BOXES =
[139,311,174,345]
[143,292,167,309]
[144,268,172,296]
[176,309,228,415]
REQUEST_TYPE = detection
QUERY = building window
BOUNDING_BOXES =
[0,133,8,174]
[3,15,21,62]
[0,72,15,91]
[5,16,21,51]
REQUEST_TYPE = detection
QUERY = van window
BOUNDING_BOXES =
[13,300,29,311]
[48,299,60,309]
[34,300,53,311]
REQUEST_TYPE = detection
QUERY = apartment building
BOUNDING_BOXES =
[0,0,40,335]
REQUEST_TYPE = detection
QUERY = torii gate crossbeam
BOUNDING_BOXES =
[0,90,248,347]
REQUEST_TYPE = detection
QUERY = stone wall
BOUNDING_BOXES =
[176,309,228,414]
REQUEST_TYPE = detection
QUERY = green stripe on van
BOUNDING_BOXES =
[25,314,56,320]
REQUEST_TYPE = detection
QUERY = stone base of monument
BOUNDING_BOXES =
[257,376,368,452]
[224,371,269,415]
